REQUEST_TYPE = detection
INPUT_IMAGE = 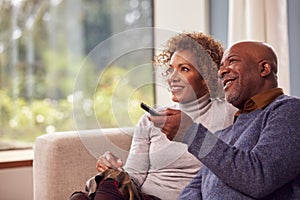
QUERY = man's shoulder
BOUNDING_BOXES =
[273,94,300,105]
[266,94,300,112]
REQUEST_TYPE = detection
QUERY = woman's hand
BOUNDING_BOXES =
[96,151,123,172]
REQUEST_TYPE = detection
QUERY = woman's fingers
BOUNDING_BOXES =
[96,151,123,172]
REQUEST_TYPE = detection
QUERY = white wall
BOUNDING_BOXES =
[0,167,33,200]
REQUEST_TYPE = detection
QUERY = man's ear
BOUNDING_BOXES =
[259,61,272,77]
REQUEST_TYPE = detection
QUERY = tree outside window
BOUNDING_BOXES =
[0,0,154,150]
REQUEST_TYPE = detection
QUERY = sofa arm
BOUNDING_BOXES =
[33,128,133,200]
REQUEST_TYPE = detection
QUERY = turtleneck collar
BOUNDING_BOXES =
[178,93,211,121]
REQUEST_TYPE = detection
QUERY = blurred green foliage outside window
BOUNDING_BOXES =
[0,0,154,150]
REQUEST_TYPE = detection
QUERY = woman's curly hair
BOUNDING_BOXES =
[154,32,224,98]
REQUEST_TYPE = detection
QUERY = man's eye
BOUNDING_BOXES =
[229,59,236,64]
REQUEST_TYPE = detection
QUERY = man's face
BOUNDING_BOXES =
[218,43,262,109]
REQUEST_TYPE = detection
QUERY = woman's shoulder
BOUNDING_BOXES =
[210,98,237,111]
[209,98,238,124]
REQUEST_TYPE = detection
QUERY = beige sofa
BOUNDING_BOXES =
[33,128,134,200]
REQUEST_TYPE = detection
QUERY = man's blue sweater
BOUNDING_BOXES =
[179,95,300,199]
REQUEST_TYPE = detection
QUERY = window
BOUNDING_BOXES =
[0,0,154,150]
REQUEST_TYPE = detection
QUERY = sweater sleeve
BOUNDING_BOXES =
[178,169,203,200]
[186,98,300,198]
[123,114,151,186]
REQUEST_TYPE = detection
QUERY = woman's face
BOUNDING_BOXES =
[167,50,208,103]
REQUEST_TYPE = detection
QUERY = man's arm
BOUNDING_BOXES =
[186,99,300,198]
[178,169,203,200]
[148,108,193,141]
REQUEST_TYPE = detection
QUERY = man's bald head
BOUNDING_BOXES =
[225,41,278,74]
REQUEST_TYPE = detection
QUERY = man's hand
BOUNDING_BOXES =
[149,108,193,141]
[96,151,123,172]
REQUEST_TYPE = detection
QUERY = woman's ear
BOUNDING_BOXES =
[259,61,272,77]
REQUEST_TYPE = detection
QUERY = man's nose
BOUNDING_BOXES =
[218,65,229,79]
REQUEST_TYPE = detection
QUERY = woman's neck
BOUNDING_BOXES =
[178,93,211,120]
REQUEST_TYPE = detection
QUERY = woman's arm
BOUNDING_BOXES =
[123,114,152,186]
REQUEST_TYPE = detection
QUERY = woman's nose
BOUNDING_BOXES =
[168,70,180,82]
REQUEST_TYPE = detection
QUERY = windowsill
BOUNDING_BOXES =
[0,149,33,169]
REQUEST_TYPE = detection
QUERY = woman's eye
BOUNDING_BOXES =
[166,67,174,75]
[181,66,190,72]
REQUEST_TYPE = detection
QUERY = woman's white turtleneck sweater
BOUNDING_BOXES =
[124,94,237,200]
